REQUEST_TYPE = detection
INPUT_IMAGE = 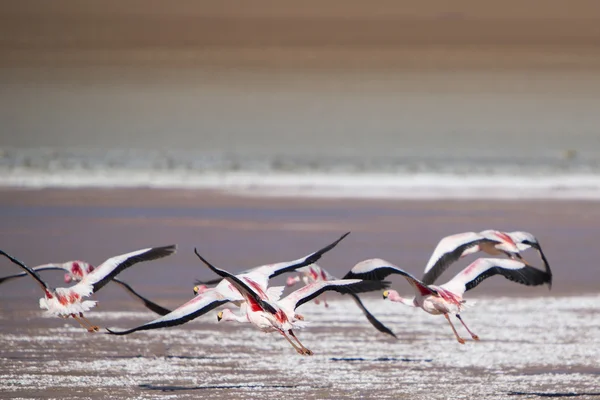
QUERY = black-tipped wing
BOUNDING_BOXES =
[524,240,553,289]
[0,250,50,292]
[194,232,350,285]
[349,293,396,338]
[81,245,176,293]
[421,233,496,285]
[344,258,438,297]
[440,258,552,296]
[111,278,172,316]
[194,248,278,314]
[106,290,228,335]
[279,279,388,311]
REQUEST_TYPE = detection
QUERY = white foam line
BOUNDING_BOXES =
[2,170,600,200]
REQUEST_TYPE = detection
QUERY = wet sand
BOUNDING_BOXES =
[1,189,600,399]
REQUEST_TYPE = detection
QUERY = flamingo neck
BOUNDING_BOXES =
[387,291,416,307]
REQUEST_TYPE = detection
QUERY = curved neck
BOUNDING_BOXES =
[388,292,416,307]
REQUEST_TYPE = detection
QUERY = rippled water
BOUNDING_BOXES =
[1,295,599,399]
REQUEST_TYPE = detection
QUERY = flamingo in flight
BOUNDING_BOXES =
[194,249,387,355]
[344,257,551,344]
[285,263,396,338]
[0,245,176,332]
[421,230,552,286]
[107,233,350,335]
[0,260,172,316]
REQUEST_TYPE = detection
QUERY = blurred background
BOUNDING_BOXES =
[1,0,600,195]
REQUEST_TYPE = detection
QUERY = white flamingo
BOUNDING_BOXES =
[421,230,552,286]
[0,245,176,331]
[285,263,396,338]
[0,260,172,316]
[345,257,551,344]
[195,249,387,355]
[107,233,350,335]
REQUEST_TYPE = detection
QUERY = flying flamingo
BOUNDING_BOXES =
[0,260,172,316]
[344,257,551,344]
[0,245,176,332]
[285,263,396,338]
[107,233,350,335]
[194,249,387,355]
[421,230,552,286]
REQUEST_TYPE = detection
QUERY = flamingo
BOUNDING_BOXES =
[107,233,350,335]
[0,261,172,316]
[421,230,552,286]
[0,245,176,332]
[194,249,387,355]
[285,263,397,338]
[344,257,551,344]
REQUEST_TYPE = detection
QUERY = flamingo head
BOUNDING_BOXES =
[193,284,208,295]
[383,290,415,306]
[286,276,301,287]
[217,309,237,322]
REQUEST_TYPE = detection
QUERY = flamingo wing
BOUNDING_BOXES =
[0,250,51,292]
[440,258,552,297]
[193,232,350,285]
[278,279,388,312]
[348,293,397,338]
[78,245,176,294]
[106,289,228,335]
[421,232,497,285]
[0,264,66,285]
[193,248,278,314]
[344,258,437,297]
[508,231,553,288]
[111,278,172,316]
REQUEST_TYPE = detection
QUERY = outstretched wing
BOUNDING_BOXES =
[344,258,437,297]
[508,231,553,289]
[194,232,350,285]
[0,264,66,285]
[106,289,228,335]
[194,249,278,314]
[440,258,552,297]
[278,279,388,311]
[349,293,396,338]
[421,232,496,285]
[111,278,172,316]
[0,250,50,292]
[77,245,176,294]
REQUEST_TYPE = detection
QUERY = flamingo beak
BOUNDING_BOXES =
[217,311,223,322]
[193,286,200,295]
[382,290,390,299]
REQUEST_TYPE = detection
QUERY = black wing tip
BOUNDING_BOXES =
[105,327,129,335]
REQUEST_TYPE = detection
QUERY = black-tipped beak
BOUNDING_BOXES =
[382,290,389,300]
[217,312,223,322]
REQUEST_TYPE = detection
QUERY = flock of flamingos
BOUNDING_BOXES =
[0,230,552,355]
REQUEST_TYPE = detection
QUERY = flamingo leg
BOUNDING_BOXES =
[288,329,314,355]
[278,330,305,355]
[79,313,100,332]
[456,314,479,340]
[444,314,465,344]
[322,293,329,308]
[72,314,95,332]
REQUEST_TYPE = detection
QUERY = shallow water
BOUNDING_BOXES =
[1,295,599,399]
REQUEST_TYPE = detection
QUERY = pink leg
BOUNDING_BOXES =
[278,330,304,354]
[456,314,479,340]
[288,330,313,355]
[444,314,465,344]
